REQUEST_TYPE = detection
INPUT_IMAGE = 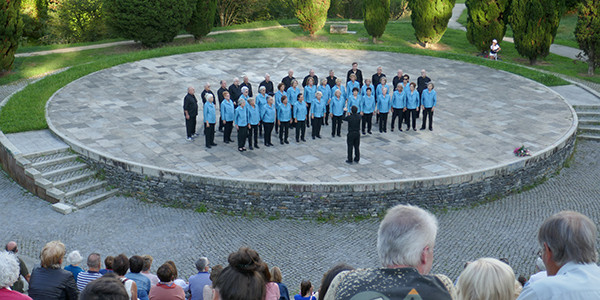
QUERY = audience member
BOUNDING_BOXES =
[125,255,151,300]
[263,263,280,300]
[141,255,159,286]
[0,251,32,299]
[64,250,84,282]
[271,267,290,300]
[518,211,600,299]
[213,247,266,300]
[202,265,223,300]
[149,263,185,300]
[188,257,211,300]
[457,257,521,300]
[165,260,188,291]
[100,256,114,275]
[80,273,128,300]
[294,280,316,300]
[324,204,456,299]
[524,256,546,286]
[318,263,354,300]
[28,240,79,300]
[77,253,103,291]
[112,254,137,300]
[5,241,30,293]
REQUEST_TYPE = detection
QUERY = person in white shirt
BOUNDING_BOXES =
[490,39,501,60]
[518,210,600,300]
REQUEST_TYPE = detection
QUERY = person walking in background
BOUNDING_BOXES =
[344,105,361,164]
[183,86,199,141]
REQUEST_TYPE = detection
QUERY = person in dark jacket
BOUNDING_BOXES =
[228,78,242,107]
[302,69,318,88]
[29,241,79,300]
[183,86,198,141]
[241,75,254,98]
[344,105,362,164]
[281,70,295,91]
[259,73,275,96]
[346,62,363,87]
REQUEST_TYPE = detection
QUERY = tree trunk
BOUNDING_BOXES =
[589,49,595,76]
[372,36,377,43]
[530,57,537,65]
[590,62,595,76]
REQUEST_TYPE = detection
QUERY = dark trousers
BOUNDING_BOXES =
[325,105,330,125]
[237,126,248,148]
[185,116,197,138]
[422,107,434,129]
[391,109,403,130]
[347,131,360,162]
[275,117,279,133]
[224,121,233,142]
[259,122,263,136]
[248,124,259,147]
[264,122,274,145]
[218,117,224,131]
[306,103,312,127]
[362,113,372,133]
[332,115,343,136]
[279,122,290,142]
[379,112,388,132]
[205,123,215,146]
[405,109,418,129]
[312,117,323,138]
[296,120,306,141]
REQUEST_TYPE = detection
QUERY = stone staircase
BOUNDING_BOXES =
[575,105,600,140]
[22,148,118,213]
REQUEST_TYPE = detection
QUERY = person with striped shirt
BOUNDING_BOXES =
[77,253,103,291]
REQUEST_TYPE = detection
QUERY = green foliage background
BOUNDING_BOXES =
[363,0,390,40]
[1,0,24,72]
[296,0,331,36]
[186,0,218,40]
[465,0,510,53]
[409,0,456,45]
[575,0,600,74]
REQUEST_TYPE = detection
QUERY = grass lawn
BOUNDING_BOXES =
[4,20,598,133]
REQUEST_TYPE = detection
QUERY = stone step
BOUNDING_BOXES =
[63,179,107,199]
[71,188,119,209]
[41,162,88,178]
[578,132,600,140]
[30,154,79,169]
[22,148,71,162]
[579,117,600,126]
[579,126,600,134]
[53,170,97,188]
[573,105,600,112]
[576,111,600,118]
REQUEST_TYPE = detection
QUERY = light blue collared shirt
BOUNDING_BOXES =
[518,262,600,300]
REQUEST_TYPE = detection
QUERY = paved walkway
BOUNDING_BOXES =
[46,48,573,183]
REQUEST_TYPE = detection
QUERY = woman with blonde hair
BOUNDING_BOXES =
[457,258,521,300]
[28,241,79,299]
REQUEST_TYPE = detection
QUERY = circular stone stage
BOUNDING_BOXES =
[47,48,577,217]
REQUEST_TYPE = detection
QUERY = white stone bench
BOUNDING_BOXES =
[330,25,348,34]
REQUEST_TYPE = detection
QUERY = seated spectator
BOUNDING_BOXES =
[165,261,188,291]
[213,247,266,300]
[457,258,521,300]
[141,255,159,286]
[149,263,185,300]
[64,250,84,282]
[324,204,456,299]
[518,211,600,299]
[80,273,128,300]
[524,256,547,286]
[100,256,114,275]
[271,266,290,300]
[0,251,32,299]
[77,253,103,291]
[188,257,211,300]
[263,263,280,300]
[113,254,137,300]
[203,265,223,300]
[125,255,151,300]
[318,263,354,300]
[5,241,30,294]
[294,280,316,300]
[28,240,79,299]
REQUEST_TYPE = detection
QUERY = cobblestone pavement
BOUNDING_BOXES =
[47,48,573,183]
[2,139,599,293]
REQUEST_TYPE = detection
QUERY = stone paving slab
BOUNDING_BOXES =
[5,130,68,155]
[47,48,574,184]
[551,85,600,107]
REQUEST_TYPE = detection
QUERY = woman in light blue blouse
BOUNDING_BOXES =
[287,80,301,109]
[220,91,235,143]
[294,93,308,142]
[376,87,391,133]
[234,99,249,152]
[331,78,346,102]
[391,84,405,132]
[346,73,360,96]
[203,94,217,148]
[404,82,420,131]
[420,82,437,131]
[360,87,375,135]
[256,86,268,137]
[347,87,361,113]
[261,96,276,147]
[246,98,261,150]
[361,78,374,98]
[277,96,292,144]
[303,77,317,128]
[318,79,331,126]
[311,91,327,139]
[330,89,346,137]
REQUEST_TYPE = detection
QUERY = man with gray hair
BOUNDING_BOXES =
[5,241,29,293]
[0,251,32,299]
[324,204,456,299]
[518,211,600,299]
[76,253,103,291]
[187,257,211,300]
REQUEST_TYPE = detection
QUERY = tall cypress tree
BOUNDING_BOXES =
[186,0,218,40]
[296,0,331,37]
[1,0,23,73]
[363,0,390,42]
[465,0,510,53]
[575,0,600,75]
[409,0,456,47]
[509,0,565,64]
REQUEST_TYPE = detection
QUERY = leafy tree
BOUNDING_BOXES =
[363,0,390,42]
[296,0,331,37]
[465,0,510,53]
[328,0,364,19]
[1,0,23,73]
[509,0,565,64]
[104,0,192,47]
[409,0,456,47]
[186,0,218,40]
[575,0,600,75]
[389,0,409,20]
[54,0,104,42]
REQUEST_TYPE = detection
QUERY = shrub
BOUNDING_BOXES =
[409,0,456,46]
[296,0,331,37]
[104,0,192,48]
[509,0,565,64]
[20,0,47,40]
[186,0,218,40]
[328,0,364,19]
[389,0,409,20]
[575,0,600,75]
[52,0,105,42]
[1,0,23,72]
[465,0,510,53]
[363,0,390,42]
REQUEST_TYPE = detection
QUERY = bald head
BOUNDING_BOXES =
[5,241,17,253]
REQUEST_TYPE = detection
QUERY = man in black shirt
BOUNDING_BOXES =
[217,80,228,132]
[259,73,274,96]
[347,62,363,87]
[392,69,404,90]
[200,82,215,105]
[228,78,242,107]
[417,69,432,117]
[372,66,386,94]
[241,75,253,97]
[281,69,295,90]
[344,105,362,164]
[327,69,337,88]
[302,69,318,87]
[183,86,198,141]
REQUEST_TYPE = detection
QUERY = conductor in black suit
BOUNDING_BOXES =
[344,105,362,164]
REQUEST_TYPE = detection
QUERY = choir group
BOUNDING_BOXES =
[183,63,438,152]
